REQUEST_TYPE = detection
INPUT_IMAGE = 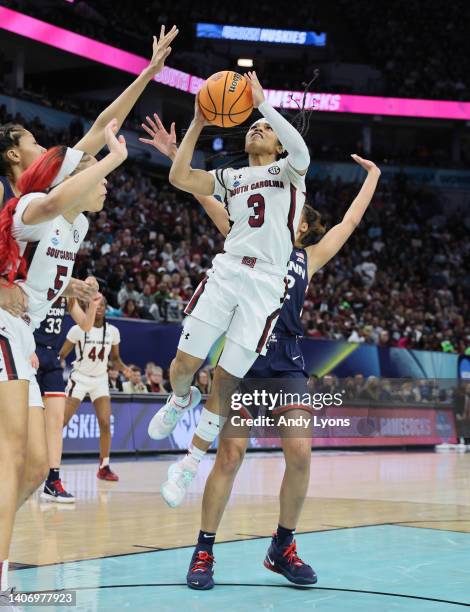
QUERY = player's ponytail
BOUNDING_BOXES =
[0,146,67,282]
[299,203,325,247]
[0,123,27,178]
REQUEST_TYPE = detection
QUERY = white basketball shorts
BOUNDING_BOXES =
[183,252,287,355]
[66,370,110,403]
[0,307,43,407]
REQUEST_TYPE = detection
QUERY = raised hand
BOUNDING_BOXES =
[85,276,100,295]
[244,71,265,108]
[194,93,210,127]
[351,154,381,175]
[144,25,179,78]
[105,119,127,162]
[139,113,178,160]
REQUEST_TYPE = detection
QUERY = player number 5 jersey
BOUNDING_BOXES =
[12,192,89,329]
[210,158,306,271]
[67,323,120,377]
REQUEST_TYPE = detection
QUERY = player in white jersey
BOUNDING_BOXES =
[60,296,128,481]
[144,71,309,492]
[0,120,127,598]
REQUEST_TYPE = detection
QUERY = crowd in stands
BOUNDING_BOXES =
[108,362,212,396]
[5,0,470,99]
[108,363,463,410]
[1,104,469,355]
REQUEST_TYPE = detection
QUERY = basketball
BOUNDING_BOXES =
[198,71,253,127]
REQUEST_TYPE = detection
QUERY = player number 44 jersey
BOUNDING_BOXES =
[210,158,306,272]
[67,323,120,377]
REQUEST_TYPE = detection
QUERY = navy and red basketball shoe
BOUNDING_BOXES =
[264,535,317,585]
[186,549,215,590]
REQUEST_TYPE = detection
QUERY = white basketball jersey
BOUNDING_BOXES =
[67,323,120,377]
[12,192,89,329]
[210,157,306,271]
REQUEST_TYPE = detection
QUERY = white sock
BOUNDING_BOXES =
[173,390,191,408]
[100,457,110,468]
[0,559,8,591]
[182,445,206,470]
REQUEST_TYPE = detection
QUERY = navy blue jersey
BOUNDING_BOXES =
[0,175,14,207]
[34,297,67,349]
[274,247,308,337]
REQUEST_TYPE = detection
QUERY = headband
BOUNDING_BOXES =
[50,147,84,188]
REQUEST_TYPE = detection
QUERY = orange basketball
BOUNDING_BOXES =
[198,71,253,128]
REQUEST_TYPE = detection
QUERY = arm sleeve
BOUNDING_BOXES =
[66,325,82,344]
[12,193,51,242]
[208,168,231,200]
[258,101,310,173]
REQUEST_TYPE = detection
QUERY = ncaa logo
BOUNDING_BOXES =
[268,166,280,175]
[73,229,80,243]
[51,237,59,246]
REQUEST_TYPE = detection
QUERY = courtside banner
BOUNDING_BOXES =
[61,396,456,454]
[2,7,470,121]
[62,402,134,453]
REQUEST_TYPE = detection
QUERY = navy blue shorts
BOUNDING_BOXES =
[239,335,311,419]
[36,345,66,396]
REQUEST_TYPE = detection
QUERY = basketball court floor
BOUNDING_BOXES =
[11,451,470,610]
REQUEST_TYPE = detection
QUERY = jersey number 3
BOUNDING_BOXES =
[47,265,68,301]
[247,194,265,228]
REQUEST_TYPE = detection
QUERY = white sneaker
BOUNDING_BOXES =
[161,460,197,507]
[148,386,202,440]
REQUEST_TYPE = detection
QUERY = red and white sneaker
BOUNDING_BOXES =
[97,465,119,481]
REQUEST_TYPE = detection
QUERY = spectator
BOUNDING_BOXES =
[108,366,123,392]
[359,376,385,402]
[146,366,169,393]
[122,366,148,393]
[122,299,140,319]
[195,368,212,395]
[118,278,141,307]
[396,380,421,403]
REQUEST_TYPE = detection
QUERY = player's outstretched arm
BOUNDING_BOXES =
[74,26,178,156]
[245,71,310,175]
[22,120,127,225]
[140,115,230,236]
[169,97,215,195]
[110,344,129,376]
[307,155,381,277]
[62,277,99,302]
[193,194,230,236]
[59,339,75,361]
[69,292,102,332]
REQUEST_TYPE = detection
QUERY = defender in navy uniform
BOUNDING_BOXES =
[36,292,100,503]
[139,120,380,590]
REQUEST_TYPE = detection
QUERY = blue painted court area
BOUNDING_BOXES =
[14,525,470,611]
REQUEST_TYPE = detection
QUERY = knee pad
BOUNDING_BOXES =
[195,407,227,443]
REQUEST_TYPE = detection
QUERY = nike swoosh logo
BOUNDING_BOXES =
[203,534,215,538]
[191,581,199,585]
[266,555,275,566]
[293,356,301,360]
